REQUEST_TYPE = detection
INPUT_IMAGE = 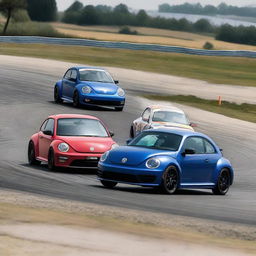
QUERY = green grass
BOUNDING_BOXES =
[0,43,256,87]
[144,94,256,123]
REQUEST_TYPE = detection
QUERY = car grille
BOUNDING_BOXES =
[98,170,156,183]
[71,159,99,168]
[86,99,124,106]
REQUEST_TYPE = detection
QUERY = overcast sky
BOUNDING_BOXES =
[56,0,256,11]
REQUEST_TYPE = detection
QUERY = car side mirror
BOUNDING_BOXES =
[69,77,76,82]
[43,130,53,136]
[143,117,149,123]
[190,122,197,128]
[114,80,119,84]
[126,138,132,145]
[182,148,196,156]
[219,148,223,152]
[109,131,114,137]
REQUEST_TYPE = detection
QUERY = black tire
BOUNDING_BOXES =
[54,86,63,103]
[159,165,179,194]
[115,106,123,111]
[48,149,56,171]
[100,180,117,188]
[73,91,80,108]
[212,168,231,195]
[130,125,134,138]
[28,141,40,165]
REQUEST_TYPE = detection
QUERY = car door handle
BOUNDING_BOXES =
[204,159,209,163]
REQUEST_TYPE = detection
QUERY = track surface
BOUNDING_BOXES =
[0,56,255,225]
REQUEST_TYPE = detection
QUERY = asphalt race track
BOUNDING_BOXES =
[0,56,255,225]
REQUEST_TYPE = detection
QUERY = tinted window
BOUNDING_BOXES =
[79,69,113,83]
[129,132,182,151]
[183,137,205,154]
[152,111,189,125]
[142,108,151,121]
[204,139,216,154]
[64,70,72,79]
[70,70,77,80]
[44,119,55,133]
[57,118,109,137]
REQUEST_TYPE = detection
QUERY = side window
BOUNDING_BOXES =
[204,139,216,154]
[64,70,72,80]
[183,137,205,154]
[70,70,77,80]
[40,119,48,131]
[44,119,55,134]
[142,108,151,121]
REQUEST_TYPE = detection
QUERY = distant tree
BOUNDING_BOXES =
[193,19,214,33]
[65,1,83,12]
[113,4,129,14]
[62,1,83,24]
[78,5,100,25]
[27,0,57,21]
[0,0,27,34]
[136,10,148,26]
[203,41,214,49]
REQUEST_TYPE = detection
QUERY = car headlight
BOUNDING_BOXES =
[82,86,92,94]
[100,151,109,162]
[146,158,160,169]
[58,142,69,152]
[111,143,119,150]
[117,88,125,97]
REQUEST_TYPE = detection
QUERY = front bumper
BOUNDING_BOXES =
[98,162,163,186]
[79,94,125,107]
[55,152,102,169]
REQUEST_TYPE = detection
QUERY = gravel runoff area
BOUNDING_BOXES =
[0,189,255,256]
[0,54,255,104]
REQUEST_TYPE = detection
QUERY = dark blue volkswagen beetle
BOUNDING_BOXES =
[54,67,125,111]
[98,128,234,195]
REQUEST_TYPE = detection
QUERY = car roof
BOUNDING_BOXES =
[72,66,106,71]
[149,105,185,114]
[145,127,206,137]
[48,114,99,120]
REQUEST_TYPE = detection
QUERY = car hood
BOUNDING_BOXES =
[81,81,118,95]
[108,146,177,166]
[59,136,114,153]
[151,122,194,131]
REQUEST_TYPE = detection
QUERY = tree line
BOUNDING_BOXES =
[159,2,256,18]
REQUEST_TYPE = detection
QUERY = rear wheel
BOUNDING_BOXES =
[115,106,123,111]
[73,91,80,108]
[54,86,63,103]
[100,180,117,188]
[48,149,56,171]
[28,141,40,165]
[212,168,231,195]
[159,165,179,194]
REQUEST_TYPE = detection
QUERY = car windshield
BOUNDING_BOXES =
[79,69,114,83]
[129,131,182,151]
[152,111,189,125]
[57,118,109,137]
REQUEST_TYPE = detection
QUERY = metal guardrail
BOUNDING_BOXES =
[1,36,256,58]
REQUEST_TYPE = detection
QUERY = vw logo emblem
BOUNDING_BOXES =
[121,158,127,163]
[90,147,95,152]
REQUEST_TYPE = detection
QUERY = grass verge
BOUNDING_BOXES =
[144,94,256,123]
[0,43,256,87]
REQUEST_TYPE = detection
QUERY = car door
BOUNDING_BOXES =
[62,69,72,98]
[137,108,151,134]
[38,118,55,160]
[179,136,219,184]
[66,69,78,98]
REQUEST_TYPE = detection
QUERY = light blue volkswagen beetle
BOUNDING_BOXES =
[54,67,125,111]
[98,128,234,195]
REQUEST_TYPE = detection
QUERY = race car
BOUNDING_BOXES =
[54,67,125,111]
[130,105,196,138]
[28,114,118,171]
[98,128,234,195]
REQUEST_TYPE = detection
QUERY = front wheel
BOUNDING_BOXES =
[100,180,117,188]
[115,106,123,111]
[212,168,231,195]
[73,91,80,108]
[159,165,179,194]
[28,141,40,165]
[54,86,63,103]
[48,149,56,171]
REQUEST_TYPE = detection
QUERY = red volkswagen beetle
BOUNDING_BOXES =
[28,114,117,171]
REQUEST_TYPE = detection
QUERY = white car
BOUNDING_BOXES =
[130,105,196,138]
